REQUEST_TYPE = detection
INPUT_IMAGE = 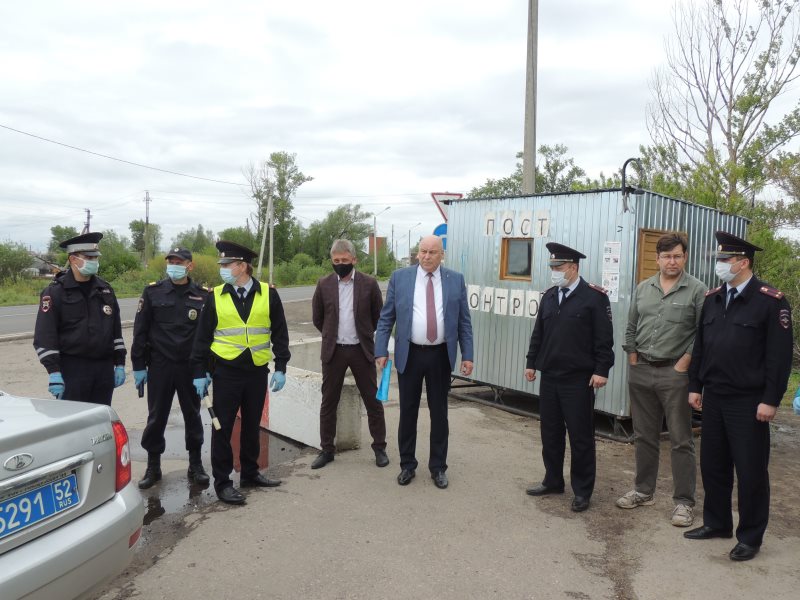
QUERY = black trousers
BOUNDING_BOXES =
[397,343,450,473]
[700,391,770,547]
[140,354,204,455]
[320,345,386,453]
[61,354,114,406]
[210,364,268,492]
[539,375,596,498]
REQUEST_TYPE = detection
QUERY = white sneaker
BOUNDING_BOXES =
[615,490,655,509]
[671,504,694,527]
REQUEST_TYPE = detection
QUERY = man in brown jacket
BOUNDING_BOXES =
[311,239,388,469]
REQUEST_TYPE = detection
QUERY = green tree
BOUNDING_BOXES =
[173,224,215,253]
[0,241,34,281]
[647,0,800,210]
[218,225,259,254]
[129,220,162,261]
[48,225,80,254]
[245,151,313,263]
[302,204,373,263]
[99,230,139,280]
[468,145,589,198]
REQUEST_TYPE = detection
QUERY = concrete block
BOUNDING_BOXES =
[262,365,361,451]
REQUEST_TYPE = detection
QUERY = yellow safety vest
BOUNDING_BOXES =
[210,285,272,365]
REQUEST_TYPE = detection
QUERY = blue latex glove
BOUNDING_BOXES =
[193,377,209,398]
[133,370,148,387]
[48,372,65,399]
[270,371,286,392]
[114,366,126,388]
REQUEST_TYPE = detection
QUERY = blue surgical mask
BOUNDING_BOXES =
[219,267,237,285]
[77,258,100,276]
[166,264,188,281]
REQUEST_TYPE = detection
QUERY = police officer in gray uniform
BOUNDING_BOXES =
[132,248,210,489]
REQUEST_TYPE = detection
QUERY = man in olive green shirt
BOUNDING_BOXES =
[617,232,707,527]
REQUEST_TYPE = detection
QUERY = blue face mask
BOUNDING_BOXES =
[77,258,100,276]
[166,264,188,281]
[219,267,237,285]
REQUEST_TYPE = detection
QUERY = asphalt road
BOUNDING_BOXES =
[0,283,328,339]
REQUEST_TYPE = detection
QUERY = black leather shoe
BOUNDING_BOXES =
[240,473,282,487]
[374,449,390,468]
[311,451,334,469]
[397,469,416,486]
[729,542,760,561]
[571,496,590,512]
[526,484,564,497]
[431,471,448,489]
[218,486,246,505]
[187,463,210,485]
[683,525,733,540]
[138,467,162,490]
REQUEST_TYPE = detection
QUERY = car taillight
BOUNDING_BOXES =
[112,420,131,492]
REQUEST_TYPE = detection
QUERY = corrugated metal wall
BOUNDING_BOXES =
[449,189,748,418]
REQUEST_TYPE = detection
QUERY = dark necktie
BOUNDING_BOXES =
[559,288,568,305]
[726,287,737,309]
[237,287,246,301]
[426,273,437,343]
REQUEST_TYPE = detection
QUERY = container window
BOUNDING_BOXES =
[500,238,532,280]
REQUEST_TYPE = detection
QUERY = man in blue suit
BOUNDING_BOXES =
[375,235,474,489]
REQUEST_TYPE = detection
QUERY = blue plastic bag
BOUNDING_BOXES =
[377,359,392,403]
[793,385,800,416]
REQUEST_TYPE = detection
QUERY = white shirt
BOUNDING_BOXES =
[336,271,359,344]
[411,265,445,345]
[559,276,580,302]
[234,278,254,298]
[726,275,753,300]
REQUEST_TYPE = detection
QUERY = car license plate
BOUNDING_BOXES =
[0,474,80,540]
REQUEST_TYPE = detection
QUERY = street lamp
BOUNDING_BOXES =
[373,206,390,275]
[408,222,422,264]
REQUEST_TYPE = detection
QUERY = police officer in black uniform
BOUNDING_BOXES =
[33,232,126,405]
[524,242,615,512]
[132,247,211,489]
[684,232,793,561]
[190,241,291,505]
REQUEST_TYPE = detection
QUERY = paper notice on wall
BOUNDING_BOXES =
[602,271,620,303]
[603,241,621,273]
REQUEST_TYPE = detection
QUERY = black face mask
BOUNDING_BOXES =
[332,262,354,278]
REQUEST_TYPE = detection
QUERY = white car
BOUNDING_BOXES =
[0,392,144,600]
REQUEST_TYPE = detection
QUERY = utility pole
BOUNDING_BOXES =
[82,208,91,233]
[391,224,395,269]
[522,0,538,195]
[143,190,151,268]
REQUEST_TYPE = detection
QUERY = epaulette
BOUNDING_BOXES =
[148,280,159,286]
[705,286,721,297]
[759,285,784,300]
[588,282,608,294]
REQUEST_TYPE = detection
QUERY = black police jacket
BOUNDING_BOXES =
[33,269,126,374]
[131,278,209,370]
[688,277,793,405]
[526,277,615,378]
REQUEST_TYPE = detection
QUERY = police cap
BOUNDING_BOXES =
[165,247,193,261]
[714,231,762,260]
[546,242,586,266]
[59,232,103,257]
[216,240,257,264]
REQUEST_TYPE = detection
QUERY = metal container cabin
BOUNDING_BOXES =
[445,188,748,420]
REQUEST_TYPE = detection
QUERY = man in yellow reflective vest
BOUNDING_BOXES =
[191,241,291,505]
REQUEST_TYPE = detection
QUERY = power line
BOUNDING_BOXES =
[0,123,248,187]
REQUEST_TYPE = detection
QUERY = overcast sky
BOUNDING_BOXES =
[0,0,678,255]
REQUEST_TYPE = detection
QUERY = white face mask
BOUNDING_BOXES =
[550,270,569,288]
[714,261,737,283]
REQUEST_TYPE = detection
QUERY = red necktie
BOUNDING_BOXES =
[426,272,437,343]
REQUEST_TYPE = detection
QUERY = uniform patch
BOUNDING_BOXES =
[137,297,144,313]
[103,305,113,316]
[188,308,198,320]
[40,295,51,313]
[779,309,791,330]
[188,295,204,301]
[759,285,785,299]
